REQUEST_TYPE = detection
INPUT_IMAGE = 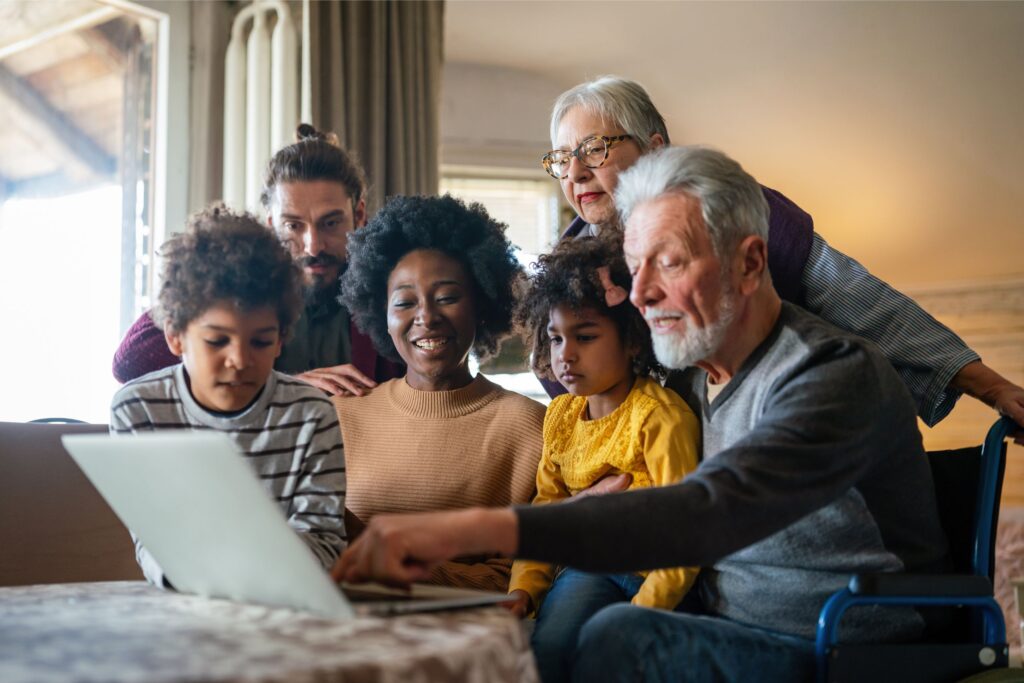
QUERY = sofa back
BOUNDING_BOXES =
[0,421,142,585]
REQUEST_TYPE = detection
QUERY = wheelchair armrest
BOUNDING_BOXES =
[849,573,992,597]
[817,578,1006,666]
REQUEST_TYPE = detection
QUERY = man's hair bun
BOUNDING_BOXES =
[295,123,339,146]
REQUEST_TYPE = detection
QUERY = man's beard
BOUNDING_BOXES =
[300,254,345,306]
[647,291,735,371]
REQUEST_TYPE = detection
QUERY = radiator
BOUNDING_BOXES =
[222,0,310,212]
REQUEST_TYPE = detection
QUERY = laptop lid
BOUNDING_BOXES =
[63,431,355,619]
[62,431,511,619]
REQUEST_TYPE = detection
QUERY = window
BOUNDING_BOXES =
[440,171,564,402]
[441,173,561,270]
[0,1,159,422]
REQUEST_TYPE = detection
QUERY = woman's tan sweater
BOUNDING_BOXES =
[332,374,545,590]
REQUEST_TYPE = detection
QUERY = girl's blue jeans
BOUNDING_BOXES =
[531,568,645,683]
[531,568,815,683]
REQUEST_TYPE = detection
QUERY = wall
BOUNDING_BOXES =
[440,62,566,173]
[911,279,1024,505]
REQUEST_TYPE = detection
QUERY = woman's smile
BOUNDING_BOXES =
[412,336,450,351]
[386,248,478,392]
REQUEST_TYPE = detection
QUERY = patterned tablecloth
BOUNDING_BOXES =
[0,581,539,683]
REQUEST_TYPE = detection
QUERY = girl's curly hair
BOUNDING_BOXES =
[340,194,523,362]
[154,205,304,337]
[515,232,663,381]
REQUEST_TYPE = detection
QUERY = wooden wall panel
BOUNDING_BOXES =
[911,278,1024,506]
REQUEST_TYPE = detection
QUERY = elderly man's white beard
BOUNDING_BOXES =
[647,293,736,371]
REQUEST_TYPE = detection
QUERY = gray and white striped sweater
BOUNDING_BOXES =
[110,365,346,587]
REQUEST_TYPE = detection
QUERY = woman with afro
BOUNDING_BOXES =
[333,194,545,591]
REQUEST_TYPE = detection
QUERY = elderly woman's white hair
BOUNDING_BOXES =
[549,76,670,151]
[615,145,770,258]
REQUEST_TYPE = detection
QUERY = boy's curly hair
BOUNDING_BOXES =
[154,205,304,337]
[340,194,522,362]
[515,232,663,381]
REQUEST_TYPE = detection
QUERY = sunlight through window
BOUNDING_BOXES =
[0,186,123,421]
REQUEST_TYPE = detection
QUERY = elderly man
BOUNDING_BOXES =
[333,146,949,682]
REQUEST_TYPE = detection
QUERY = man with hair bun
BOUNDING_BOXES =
[112,125,404,395]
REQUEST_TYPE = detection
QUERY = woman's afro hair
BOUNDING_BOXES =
[340,194,523,362]
[514,231,664,381]
[154,204,304,337]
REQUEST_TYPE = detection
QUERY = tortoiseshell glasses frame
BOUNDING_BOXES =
[542,134,633,179]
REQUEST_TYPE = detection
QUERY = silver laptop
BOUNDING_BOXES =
[62,431,511,620]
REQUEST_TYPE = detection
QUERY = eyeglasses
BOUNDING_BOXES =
[541,134,633,180]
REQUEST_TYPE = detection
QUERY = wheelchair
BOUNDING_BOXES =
[817,417,1020,683]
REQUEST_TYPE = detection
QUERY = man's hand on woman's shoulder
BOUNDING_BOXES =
[296,363,377,396]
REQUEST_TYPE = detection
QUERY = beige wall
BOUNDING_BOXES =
[911,279,1024,504]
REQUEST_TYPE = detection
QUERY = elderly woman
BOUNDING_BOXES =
[542,75,1024,429]
[332,194,545,591]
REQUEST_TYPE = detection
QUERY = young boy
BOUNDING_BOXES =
[109,206,346,587]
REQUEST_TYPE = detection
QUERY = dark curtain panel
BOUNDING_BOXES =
[309,0,444,213]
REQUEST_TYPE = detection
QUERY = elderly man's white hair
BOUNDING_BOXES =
[550,76,670,152]
[615,146,769,258]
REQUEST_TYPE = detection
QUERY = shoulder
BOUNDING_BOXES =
[631,377,699,432]
[772,303,881,366]
[545,391,582,418]
[634,377,694,413]
[267,372,337,422]
[331,377,398,425]
[465,377,546,440]
[542,392,584,441]
[109,366,181,430]
[112,365,179,404]
[560,214,587,240]
[481,378,547,421]
[122,309,162,338]
[663,368,705,417]
[335,378,398,405]
[761,185,814,235]
[274,370,329,397]
[761,303,909,402]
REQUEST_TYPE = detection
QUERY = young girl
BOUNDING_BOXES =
[508,233,700,683]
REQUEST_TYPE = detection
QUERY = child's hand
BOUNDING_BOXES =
[573,473,632,500]
[504,589,532,618]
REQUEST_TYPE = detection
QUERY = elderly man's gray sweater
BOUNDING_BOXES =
[516,302,948,641]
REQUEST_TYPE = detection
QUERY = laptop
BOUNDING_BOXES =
[62,431,512,620]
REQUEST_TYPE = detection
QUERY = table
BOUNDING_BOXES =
[0,581,539,683]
